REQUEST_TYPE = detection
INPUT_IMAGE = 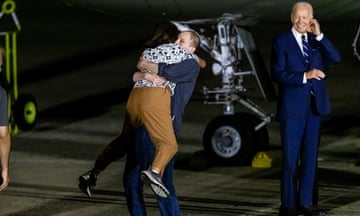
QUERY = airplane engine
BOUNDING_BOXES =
[174,14,277,165]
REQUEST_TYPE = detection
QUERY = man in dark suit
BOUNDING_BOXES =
[271,2,340,215]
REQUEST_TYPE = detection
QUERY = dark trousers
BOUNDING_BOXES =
[280,110,321,208]
[94,113,134,171]
[123,126,180,216]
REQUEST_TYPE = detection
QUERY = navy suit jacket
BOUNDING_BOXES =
[271,31,340,121]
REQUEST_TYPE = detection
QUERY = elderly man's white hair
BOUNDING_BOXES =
[291,1,314,18]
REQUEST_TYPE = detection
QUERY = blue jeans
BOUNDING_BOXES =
[123,126,180,216]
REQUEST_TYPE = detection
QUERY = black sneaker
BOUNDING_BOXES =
[78,171,97,197]
[141,169,169,198]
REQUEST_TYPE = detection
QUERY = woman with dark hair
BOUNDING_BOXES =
[79,21,203,199]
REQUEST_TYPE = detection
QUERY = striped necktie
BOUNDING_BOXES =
[301,35,310,64]
[302,35,314,95]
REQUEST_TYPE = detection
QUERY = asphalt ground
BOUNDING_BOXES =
[1,102,360,216]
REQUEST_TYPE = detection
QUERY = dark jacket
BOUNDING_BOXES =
[158,58,200,135]
[271,31,340,120]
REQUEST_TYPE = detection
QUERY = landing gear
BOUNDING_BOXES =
[203,112,269,165]
[174,14,276,165]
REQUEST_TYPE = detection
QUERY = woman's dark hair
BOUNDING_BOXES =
[145,21,179,48]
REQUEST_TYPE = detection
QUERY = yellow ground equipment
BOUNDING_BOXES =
[0,0,37,135]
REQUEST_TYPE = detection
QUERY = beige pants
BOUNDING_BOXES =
[126,87,178,174]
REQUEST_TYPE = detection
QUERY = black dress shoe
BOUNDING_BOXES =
[279,206,297,216]
[298,206,326,216]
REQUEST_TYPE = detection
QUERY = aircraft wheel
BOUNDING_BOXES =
[203,114,254,165]
[14,94,38,131]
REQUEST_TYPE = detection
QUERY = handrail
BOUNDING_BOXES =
[352,22,360,62]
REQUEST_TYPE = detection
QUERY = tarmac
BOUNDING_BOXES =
[0,0,359,215]
[1,101,360,216]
